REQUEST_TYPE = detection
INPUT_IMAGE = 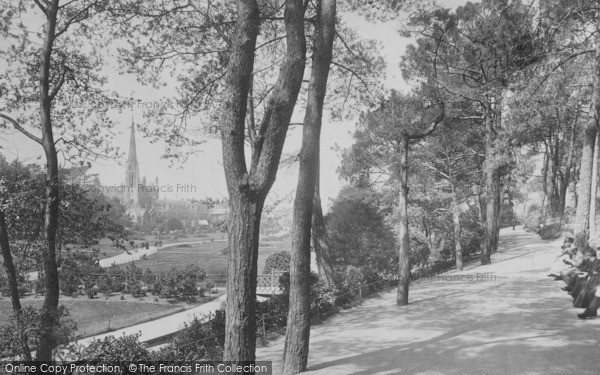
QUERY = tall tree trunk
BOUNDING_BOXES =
[221,0,306,364]
[397,135,410,306]
[482,111,497,265]
[451,189,463,271]
[549,129,561,217]
[491,174,501,253]
[540,142,549,218]
[479,193,486,223]
[224,195,264,362]
[558,122,577,220]
[283,1,336,372]
[574,15,600,250]
[312,176,337,287]
[0,211,31,360]
[283,129,317,374]
[221,0,261,363]
[590,132,599,237]
[37,0,61,360]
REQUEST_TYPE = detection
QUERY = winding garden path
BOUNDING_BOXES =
[257,227,600,374]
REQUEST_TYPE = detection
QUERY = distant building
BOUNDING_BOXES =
[105,121,210,228]
[208,207,229,224]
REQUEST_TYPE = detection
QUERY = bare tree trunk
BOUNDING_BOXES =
[221,0,306,364]
[224,196,263,362]
[482,111,497,265]
[451,190,463,271]
[540,142,549,218]
[37,0,61,360]
[397,135,410,306]
[574,15,600,250]
[491,175,501,253]
[221,0,262,364]
[590,132,599,237]
[283,1,336,372]
[549,130,561,217]
[0,211,31,360]
[559,122,577,220]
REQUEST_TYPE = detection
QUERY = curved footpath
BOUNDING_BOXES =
[257,227,600,374]
[75,294,227,349]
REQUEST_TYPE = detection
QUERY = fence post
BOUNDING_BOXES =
[261,318,267,346]
[359,285,362,301]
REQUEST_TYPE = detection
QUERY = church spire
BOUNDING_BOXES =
[125,117,140,207]
[128,117,137,166]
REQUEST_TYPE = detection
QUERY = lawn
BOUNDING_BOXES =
[0,298,182,339]
[124,239,291,281]
[94,232,229,260]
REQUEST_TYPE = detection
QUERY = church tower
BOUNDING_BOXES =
[124,119,140,207]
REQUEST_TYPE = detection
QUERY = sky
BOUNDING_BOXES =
[0,0,471,211]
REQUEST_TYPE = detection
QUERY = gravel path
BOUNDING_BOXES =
[257,227,600,374]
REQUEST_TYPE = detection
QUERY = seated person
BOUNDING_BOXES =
[566,248,598,295]
[549,236,574,279]
[578,257,600,319]
[560,246,584,289]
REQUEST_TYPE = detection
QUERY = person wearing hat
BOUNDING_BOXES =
[565,247,598,294]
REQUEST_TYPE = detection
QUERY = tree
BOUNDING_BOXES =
[416,119,485,270]
[219,0,306,363]
[405,0,545,264]
[342,91,444,305]
[283,1,336,372]
[0,209,31,359]
[326,195,397,275]
[0,0,117,359]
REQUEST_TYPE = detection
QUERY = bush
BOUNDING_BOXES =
[127,281,146,298]
[1,284,28,298]
[523,211,542,233]
[263,251,291,274]
[150,281,163,296]
[156,312,224,361]
[540,222,563,240]
[326,198,397,276]
[0,306,77,359]
[96,275,113,297]
[72,333,152,362]
[311,282,337,319]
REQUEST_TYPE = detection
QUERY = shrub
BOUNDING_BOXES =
[72,333,152,362]
[459,209,485,259]
[127,281,146,298]
[0,306,77,359]
[311,282,337,319]
[156,312,224,361]
[263,251,291,274]
[59,255,82,296]
[150,281,163,296]
[540,222,563,240]
[523,211,542,232]
[96,275,113,297]
[326,198,397,276]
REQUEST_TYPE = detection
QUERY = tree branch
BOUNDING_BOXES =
[33,0,48,14]
[408,102,445,140]
[0,114,42,144]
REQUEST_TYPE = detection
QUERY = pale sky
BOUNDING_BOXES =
[0,0,470,211]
